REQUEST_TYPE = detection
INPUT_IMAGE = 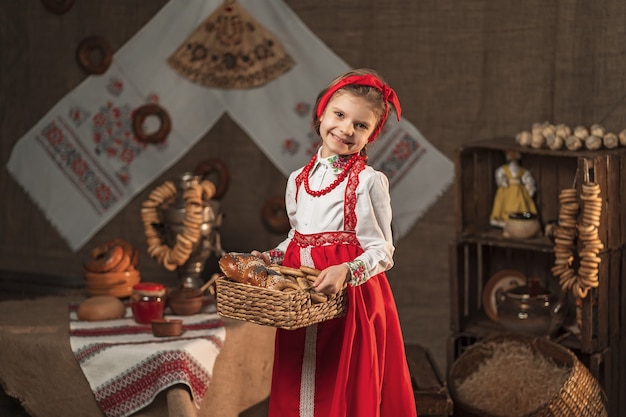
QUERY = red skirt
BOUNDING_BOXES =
[268,234,417,417]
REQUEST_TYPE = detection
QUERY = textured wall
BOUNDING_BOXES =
[2,0,626,371]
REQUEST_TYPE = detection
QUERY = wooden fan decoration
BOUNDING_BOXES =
[167,0,295,89]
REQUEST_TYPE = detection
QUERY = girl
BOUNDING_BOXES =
[253,68,417,417]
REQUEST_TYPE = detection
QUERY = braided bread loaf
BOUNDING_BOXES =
[219,252,297,290]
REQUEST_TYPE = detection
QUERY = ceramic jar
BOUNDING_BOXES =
[130,282,166,324]
[496,280,566,336]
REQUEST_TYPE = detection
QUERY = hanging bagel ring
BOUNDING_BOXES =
[262,196,290,234]
[41,0,75,14]
[194,157,230,199]
[132,103,172,144]
[76,36,113,75]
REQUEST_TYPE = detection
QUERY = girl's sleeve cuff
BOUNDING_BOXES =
[346,259,369,286]
[266,249,285,265]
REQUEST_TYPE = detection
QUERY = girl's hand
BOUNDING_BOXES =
[250,250,270,265]
[313,264,350,295]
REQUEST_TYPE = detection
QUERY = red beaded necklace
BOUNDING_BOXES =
[303,153,362,197]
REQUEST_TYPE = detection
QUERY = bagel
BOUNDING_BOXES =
[277,265,306,277]
[296,277,311,290]
[551,264,568,276]
[109,238,139,269]
[270,279,301,292]
[300,266,321,276]
[132,103,172,144]
[110,253,132,273]
[84,243,124,273]
[76,36,113,75]
[261,196,290,234]
[310,291,328,304]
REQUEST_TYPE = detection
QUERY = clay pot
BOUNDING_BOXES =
[167,287,204,315]
[503,212,541,239]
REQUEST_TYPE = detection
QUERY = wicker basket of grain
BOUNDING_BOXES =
[215,275,347,330]
[448,334,607,417]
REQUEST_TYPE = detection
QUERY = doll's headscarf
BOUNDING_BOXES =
[315,73,402,142]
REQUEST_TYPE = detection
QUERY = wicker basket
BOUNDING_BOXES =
[448,334,607,417]
[215,276,347,330]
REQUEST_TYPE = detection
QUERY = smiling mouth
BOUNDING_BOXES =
[332,133,351,145]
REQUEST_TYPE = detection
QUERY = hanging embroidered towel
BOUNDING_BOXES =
[7,0,227,251]
[7,0,453,251]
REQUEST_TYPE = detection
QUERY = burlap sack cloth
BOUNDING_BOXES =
[0,295,275,417]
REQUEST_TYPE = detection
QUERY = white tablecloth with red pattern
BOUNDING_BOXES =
[69,300,225,417]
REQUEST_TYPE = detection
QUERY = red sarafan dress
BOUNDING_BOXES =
[267,151,417,417]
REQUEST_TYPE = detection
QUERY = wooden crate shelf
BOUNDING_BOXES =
[455,138,626,250]
[449,138,626,417]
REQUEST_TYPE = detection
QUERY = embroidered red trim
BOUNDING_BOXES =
[293,231,359,248]
[344,160,364,231]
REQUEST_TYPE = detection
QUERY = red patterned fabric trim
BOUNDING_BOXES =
[73,333,223,364]
[293,230,359,248]
[295,168,305,202]
[95,350,210,417]
[343,159,364,231]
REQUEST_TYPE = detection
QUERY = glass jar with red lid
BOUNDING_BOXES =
[130,282,166,324]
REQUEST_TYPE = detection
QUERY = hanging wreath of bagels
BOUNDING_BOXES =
[193,157,230,199]
[132,103,172,144]
[551,182,603,299]
[262,196,290,234]
[41,0,75,14]
[141,178,217,271]
[76,36,113,75]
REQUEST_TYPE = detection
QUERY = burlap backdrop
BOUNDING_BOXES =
[1,0,626,373]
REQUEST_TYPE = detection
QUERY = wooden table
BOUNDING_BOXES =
[0,295,275,417]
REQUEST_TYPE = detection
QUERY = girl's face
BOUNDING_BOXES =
[318,92,378,158]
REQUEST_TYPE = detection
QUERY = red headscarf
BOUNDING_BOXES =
[315,73,402,142]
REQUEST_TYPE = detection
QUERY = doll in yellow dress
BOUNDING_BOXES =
[489,149,538,227]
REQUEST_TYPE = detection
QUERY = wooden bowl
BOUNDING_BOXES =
[168,287,204,315]
[151,319,183,337]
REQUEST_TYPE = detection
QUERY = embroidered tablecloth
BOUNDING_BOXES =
[69,300,225,417]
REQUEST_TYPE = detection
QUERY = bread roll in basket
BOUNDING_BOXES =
[215,253,346,330]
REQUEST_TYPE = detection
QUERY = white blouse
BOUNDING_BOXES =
[273,151,395,283]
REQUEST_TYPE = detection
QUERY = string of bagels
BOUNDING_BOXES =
[551,169,603,299]
[141,178,217,271]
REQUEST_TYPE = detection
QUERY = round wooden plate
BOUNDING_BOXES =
[482,269,527,322]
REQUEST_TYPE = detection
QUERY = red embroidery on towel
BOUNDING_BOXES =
[94,350,210,417]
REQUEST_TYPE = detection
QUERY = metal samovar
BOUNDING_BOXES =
[160,172,224,288]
